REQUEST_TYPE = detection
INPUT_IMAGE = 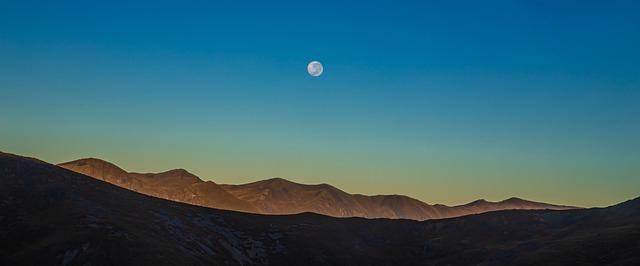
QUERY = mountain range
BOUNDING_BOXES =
[1,151,638,265]
[59,158,576,220]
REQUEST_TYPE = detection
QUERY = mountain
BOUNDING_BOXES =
[219,177,454,220]
[58,158,258,213]
[1,151,638,265]
[60,158,576,221]
[450,197,576,214]
[220,178,575,220]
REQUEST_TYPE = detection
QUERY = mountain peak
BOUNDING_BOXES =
[502,197,526,203]
[258,177,338,191]
[267,177,289,182]
[61,157,118,168]
[59,158,128,176]
[153,168,203,183]
[467,199,489,205]
[161,168,194,176]
[259,177,300,186]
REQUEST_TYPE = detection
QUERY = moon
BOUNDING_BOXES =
[307,61,323,77]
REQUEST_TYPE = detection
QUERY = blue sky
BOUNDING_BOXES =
[1,1,639,206]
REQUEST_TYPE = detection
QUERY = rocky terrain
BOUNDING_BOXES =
[60,158,575,220]
[1,152,639,265]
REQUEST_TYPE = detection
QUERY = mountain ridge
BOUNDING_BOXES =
[59,157,577,220]
[58,158,258,213]
[1,151,638,265]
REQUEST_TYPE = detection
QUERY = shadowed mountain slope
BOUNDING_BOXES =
[1,152,639,265]
[60,158,576,221]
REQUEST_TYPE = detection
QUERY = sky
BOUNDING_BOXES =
[1,1,638,207]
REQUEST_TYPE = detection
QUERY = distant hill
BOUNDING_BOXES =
[220,178,575,220]
[60,158,576,220]
[2,151,638,265]
[58,158,258,213]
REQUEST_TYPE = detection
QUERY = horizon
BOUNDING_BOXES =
[2,1,639,208]
[47,153,631,208]
[56,155,577,207]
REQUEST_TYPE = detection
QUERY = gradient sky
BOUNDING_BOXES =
[1,1,638,207]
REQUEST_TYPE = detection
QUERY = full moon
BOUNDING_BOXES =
[307,61,323,77]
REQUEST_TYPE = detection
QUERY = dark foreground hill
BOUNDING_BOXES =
[2,152,639,265]
[60,158,575,221]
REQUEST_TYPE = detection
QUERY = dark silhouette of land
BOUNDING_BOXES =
[1,151,638,265]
